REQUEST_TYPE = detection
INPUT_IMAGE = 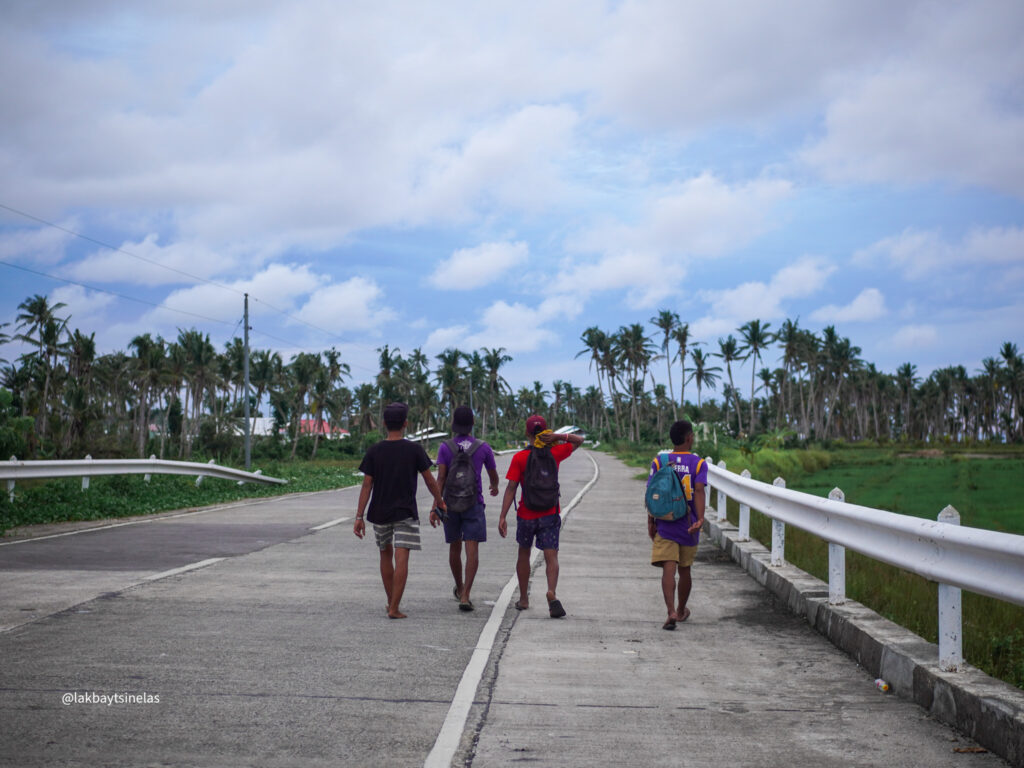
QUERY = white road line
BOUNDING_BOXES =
[310,516,351,531]
[143,557,225,582]
[0,484,361,547]
[424,451,600,768]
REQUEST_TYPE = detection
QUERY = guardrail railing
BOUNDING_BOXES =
[3,455,287,501]
[705,461,1024,671]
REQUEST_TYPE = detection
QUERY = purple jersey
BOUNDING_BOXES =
[436,435,497,506]
[647,451,707,546]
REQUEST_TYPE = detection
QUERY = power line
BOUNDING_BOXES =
[0,259,237,326]
[1,201,381,354]
[0,202,245,296]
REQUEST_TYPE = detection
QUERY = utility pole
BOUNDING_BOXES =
[243,293,251,470]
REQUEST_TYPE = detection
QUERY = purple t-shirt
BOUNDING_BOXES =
[646,451,707,546]
[436,435,497,506]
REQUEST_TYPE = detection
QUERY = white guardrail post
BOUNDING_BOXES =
[7,456,15,502]
[738,469,751,541]
[828,487,846,605]
[82,455,92,491]
[145,455,156,483]
[716,460,728,523]
[938,505,964,671]
[195,458,217,487]
[770,477,786,566]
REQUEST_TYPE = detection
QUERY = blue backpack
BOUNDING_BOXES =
[645,452,690,521]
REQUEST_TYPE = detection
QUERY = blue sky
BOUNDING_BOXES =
[1,1,1022,395]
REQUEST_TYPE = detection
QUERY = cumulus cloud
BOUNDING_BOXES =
[294,276,395,333]
[428,241,527,290]
[810,288,887,323]
[690,257,835,339]
[886,324,939,350]
[558,173,794,307]
[67,234,248,286]
[800,5,1024,196]
[854,226,1024,281]
[0,221,74,265]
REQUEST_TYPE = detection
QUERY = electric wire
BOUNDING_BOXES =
[0,259,237,326]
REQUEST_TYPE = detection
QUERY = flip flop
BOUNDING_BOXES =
[679,607,691,622]
[548,599,566,619]
[514,600,529,611]
[458,600,474,612]
[662,618,677,631]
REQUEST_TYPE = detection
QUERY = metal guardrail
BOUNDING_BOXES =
[706,463,1024,607]
[3,456,286,500]
[706,461,1024,672]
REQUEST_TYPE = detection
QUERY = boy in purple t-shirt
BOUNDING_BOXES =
[646,420,706,630]
[430,406,499,612]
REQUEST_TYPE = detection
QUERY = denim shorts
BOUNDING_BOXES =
[442,502,487,543]
[515,514,561,550]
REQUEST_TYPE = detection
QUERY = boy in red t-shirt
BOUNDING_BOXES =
[498,415,584,618]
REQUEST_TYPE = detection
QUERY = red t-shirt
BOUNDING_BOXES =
[506,442,576,519]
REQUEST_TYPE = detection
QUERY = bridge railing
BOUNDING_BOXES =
[3,455,287,501]
[705,461,1024,671]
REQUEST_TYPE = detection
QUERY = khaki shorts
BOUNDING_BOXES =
[651,534,697,568]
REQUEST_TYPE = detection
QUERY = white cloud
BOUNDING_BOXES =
[558,174,794,307]
[694,257,835,338]
[886,324,938,350]
[294,276,395,333]
[0,222,74,265]
[810,288,887,323]
[801,5,1024,196]
[424,325,472,353]
[428,241,527,290]
[48,285,115,332]
[67,234,249,286]
[854,226,1024,281]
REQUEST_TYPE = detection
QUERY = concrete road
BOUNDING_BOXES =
[0,449,1005,767]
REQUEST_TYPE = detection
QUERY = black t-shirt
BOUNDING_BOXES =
[358,439,433,524]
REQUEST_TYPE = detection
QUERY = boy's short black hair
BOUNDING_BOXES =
[669,419,693,447]
[383,402,409,431]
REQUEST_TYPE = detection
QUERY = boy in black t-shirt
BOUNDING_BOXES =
[353,402,446,619]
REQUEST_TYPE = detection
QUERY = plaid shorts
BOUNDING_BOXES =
[515,514,561,550]
[372,518,421,551]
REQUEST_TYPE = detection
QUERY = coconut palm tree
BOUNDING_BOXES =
[671,322,691,412]
[716,335,744,435]
[738,319,773,435]
[650,310,679,419]
[687,348,721,409]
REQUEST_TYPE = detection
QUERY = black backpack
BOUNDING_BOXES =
[520,445,560,510]
[442,438,482,514]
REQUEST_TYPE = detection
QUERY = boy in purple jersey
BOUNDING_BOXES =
[646,420,706,630]
[430,406,500,612]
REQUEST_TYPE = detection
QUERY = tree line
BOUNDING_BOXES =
[1,294,1021,461]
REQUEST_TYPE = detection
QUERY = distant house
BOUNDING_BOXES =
[298,419,350,439]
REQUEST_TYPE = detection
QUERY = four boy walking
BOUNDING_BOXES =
[354,402,705,629]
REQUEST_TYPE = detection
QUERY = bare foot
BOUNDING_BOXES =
[545,590,556,603]
[514,599,529,610]
[387,608,407,619]
[678,607,691,622]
